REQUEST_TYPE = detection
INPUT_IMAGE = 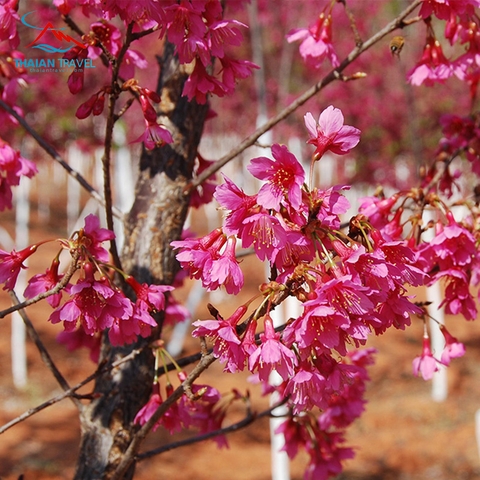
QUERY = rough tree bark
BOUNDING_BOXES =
[74,42,209,479]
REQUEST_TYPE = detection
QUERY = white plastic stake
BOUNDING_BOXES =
[475,409,480,459]
[423,209,447,402]
[427,280,447,402]
[12,176,30,389]
[269,303,291,480]
[67,144,83,234]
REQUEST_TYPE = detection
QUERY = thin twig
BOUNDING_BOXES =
[0,347,144,435]
[339,0,363,47]
[99,24,135,273]
[137,400,284,460]
[188,0,423,191]
[0,99,124,220]
[8,291,82,410]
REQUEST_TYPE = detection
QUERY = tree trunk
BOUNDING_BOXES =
[74,43,208,479]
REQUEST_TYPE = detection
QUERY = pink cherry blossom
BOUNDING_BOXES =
[407,37,452,86]
[208,19,245,58]
[0,245,37,291]
[240,211,287,262]
[284,362,327,414]
[179,379,228,448]
[132,120,174,151]
[49,263,133,336]
[248,314,298,382]
[0,0,20,48]
[287,12,339,69]
[419,0,479,20]
[64,46,88,94]
[76,91,106,119]
[218,57,259,95]
[208,236,244,294]
[80,213,115,263]
[0,140,37,211]
[134,382,164,431]
[182,61,224,104]
[439,325,466,365]
[412,334,440,380]
[213,175,257,236]
[172,228,244,293]
[24,258,64,307]
[304,106,361,160]
[163,295,190,326]
[192,305,247,373]
[56,327,101,363]
[189,153,217,208]
[247,144,305,210]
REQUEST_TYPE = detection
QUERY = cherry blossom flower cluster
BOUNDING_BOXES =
[0,1,257,157]
[286,0,480,97]
[407,4,480,89]
[170,105,451,475]
[42,1,256,149]
[0,213,174,351]
[134,370,233,448]
[358,186,473,380]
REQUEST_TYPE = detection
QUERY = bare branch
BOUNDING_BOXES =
[0,347,144,435]
[8,291,82,410]
[136,399,285,460]
[188,0,423,190]
[99,24,136,273]
[0,99,124,221]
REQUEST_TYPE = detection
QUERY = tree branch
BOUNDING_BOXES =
[136,400,284,460]
[8,291,82,410]
[0,99,124,221]
[0,347,144,435]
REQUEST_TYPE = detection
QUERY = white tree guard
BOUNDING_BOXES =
[423,209,447,402]
[12,176,30,389]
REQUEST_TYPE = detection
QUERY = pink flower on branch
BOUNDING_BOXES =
[56,327,101,363]
[77,213,115,263]
[49,262,133,336]
[304,106,361,160]
[287,12,339,69]
[248,314,298,382]
[132,119,174,151]
[419,0,479,20]
[407,36,452,86]
[412,333,440,380]
[192,305,247,373]
[171,230,244,294]
[0,140,37,211]
[0,0,20,48]
[247,144,305,210]
[24,257,64,307]
[439,325,466,365]
[0,245,37,291]
[134,382,164,431]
